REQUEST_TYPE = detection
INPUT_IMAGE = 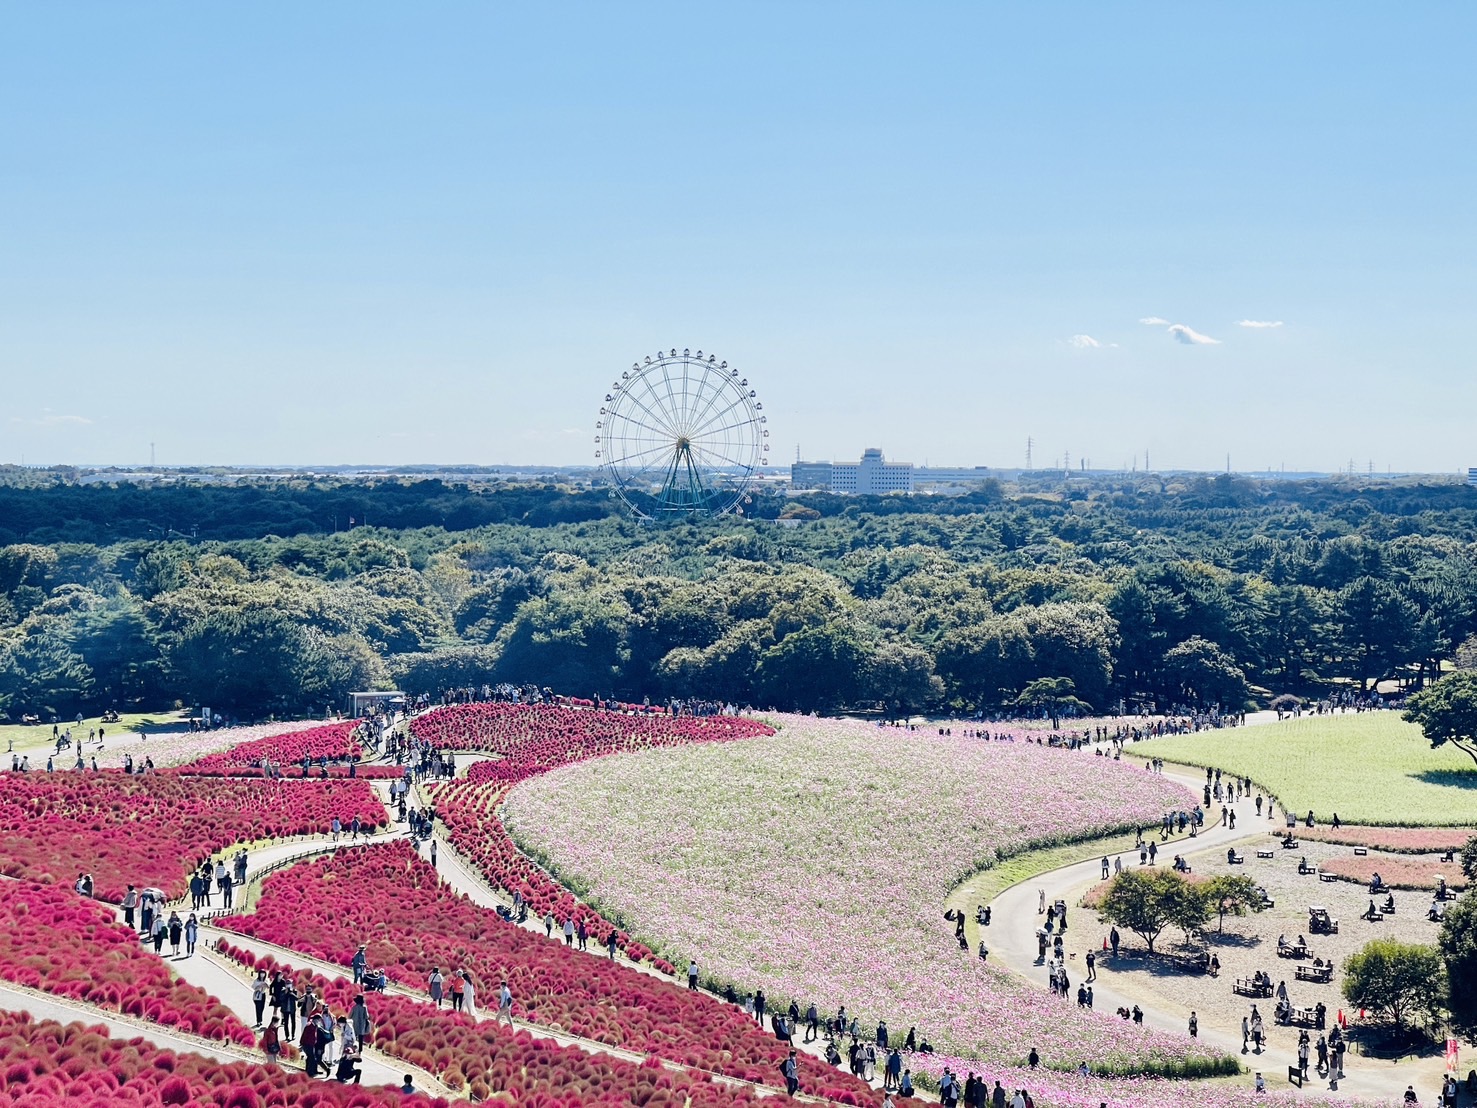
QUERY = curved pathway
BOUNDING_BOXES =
[983,760,1445,1102]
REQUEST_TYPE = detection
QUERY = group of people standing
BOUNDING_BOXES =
[255,971,371,1084]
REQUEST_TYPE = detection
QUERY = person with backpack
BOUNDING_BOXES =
[261,1018,282,1065]
[778,1050,799,1096]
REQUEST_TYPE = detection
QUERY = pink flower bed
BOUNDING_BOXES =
[903,1048,1388,1108]
[1316,852,1469,891]
[218,943,850,1107]
[502,715,1226,1077]
[177,722,401,778]
[0,772,387,901]
[413,703,772,967]
[1294,824,1475,853]
[0,1009,445,1107]
[217,842,876,1102]
[0,880,255,1046]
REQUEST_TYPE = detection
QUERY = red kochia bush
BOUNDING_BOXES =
[412,703,771,964]
[0,1009,447,1107]
[0,771,387,901]
[217,943,774,1108]
[178,721,400,778]
[0,880,255,1046]
[218,842,875,1103]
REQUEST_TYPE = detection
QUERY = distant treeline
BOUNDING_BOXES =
[1,474,1474,721]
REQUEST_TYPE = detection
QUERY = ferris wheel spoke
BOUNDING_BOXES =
[657,363,689,436]
[633,369,682,438]
[689,414,759,446]
[606,440,675,468]
[685,389,752,440]
[617,389,681,440]
[677,362,728,437]
[608,408,682,445]
[687,437,756,473]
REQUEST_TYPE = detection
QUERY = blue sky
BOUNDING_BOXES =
[2,3,1474,472]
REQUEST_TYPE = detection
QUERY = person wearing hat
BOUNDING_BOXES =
[351,945,367,985]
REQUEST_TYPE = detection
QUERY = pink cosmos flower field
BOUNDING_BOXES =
[504,715,1223,1077]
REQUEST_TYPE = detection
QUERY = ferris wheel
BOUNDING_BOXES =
[595,348,769,519]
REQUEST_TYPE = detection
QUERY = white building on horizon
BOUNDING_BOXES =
[791,448,914,494]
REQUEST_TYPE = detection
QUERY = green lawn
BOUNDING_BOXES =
[1133,711,1477,826]
[0,711,187,755]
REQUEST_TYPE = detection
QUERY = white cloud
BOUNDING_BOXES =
[1167,324,1222,345]
[10,412,93,428]
[1068,334,1102,348]
[1139,316,1171,325]
[1237,319,1284,329]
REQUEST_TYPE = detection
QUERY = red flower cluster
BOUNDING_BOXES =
[411,703,771,785]
[0,1009,446,1107]
[178,722,401,779]
[217,843,874,1103]
[1295,824,1476,853]
[411,703,771,965]
[0,772,387,901]
[221,942,867,1107]
[1317,852,1469,891]
[0,880,255,1046]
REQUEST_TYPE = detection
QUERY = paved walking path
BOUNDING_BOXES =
[983,759,1445,1103]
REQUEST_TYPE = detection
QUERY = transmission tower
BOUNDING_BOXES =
[1026,437,1034,470]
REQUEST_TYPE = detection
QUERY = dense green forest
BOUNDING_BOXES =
[1,473,1475,719]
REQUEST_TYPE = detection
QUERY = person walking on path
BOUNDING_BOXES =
[544,912,556,938]
[350,994,371,1047]
[449,972,464,1012]
[755,989,767,1026]
[497,980,514,1028]
[352,946,367,985]
[577,919,588,951]
[564,917,575,946]
[261,1018,282,1065]
[184,913,198,956]
[151,913,167,955]
[1038,889,1045,914]
[779,1050,799,1096]
[428,968,444,1007]
[1188,1012,1198,1038]
[1085,951,1095,981]
[606,930,619,960]
[430,839,437,868]
[122,885,137,930]
[252,970,269,1027]
[462,972,477,1020]
[688,960,700,990]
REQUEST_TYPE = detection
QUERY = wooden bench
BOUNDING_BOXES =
[1319,872,1337,882]
[1228,853,1245,865]
[1363,911,1384,922]
[1256,848,1275,859]
[1296,964,1332,984]
[1234,978,1272,997]
[1281,839,1301,849]
[1353,847,1368,856]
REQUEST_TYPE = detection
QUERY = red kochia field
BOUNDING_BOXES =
[218,842,875,1104]
[0,880,255,1046]
[177,721,402,779]
[0,1009,447,1108]
[0,771,387,901]
[222,942,870,1107]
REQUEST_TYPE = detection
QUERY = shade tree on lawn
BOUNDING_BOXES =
[1404,670,1477,768]
[1340,939,1447,1033]
[1096,869,1210,954]
[1201,874,1267,932]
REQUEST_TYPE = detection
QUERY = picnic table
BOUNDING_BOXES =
[1277,943,1312,959]
[1276,1005,1319,1028]
[1295,964,1333,984]
[1234,978,1273,998]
